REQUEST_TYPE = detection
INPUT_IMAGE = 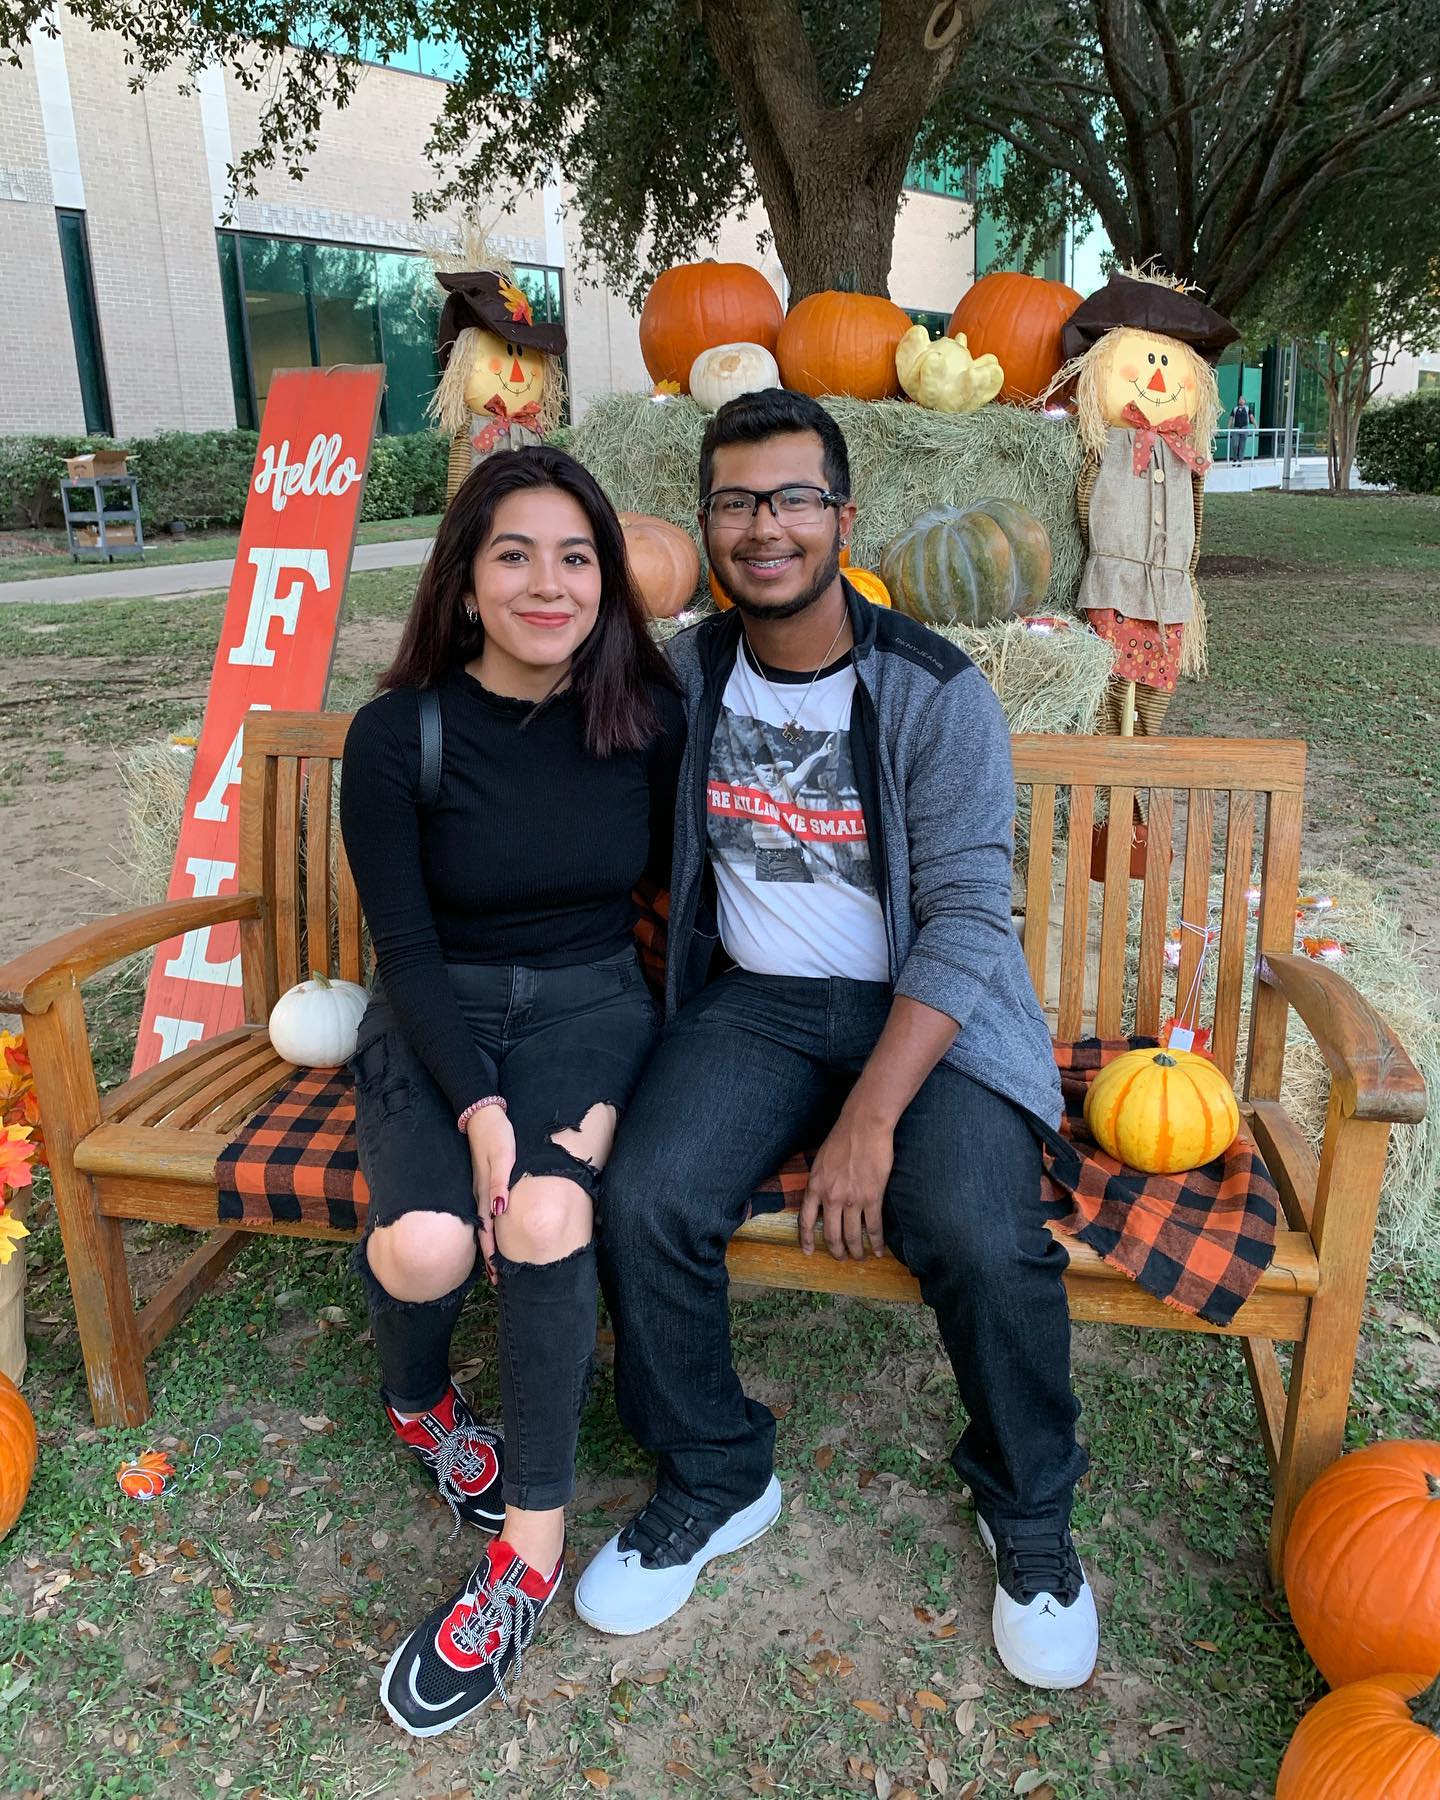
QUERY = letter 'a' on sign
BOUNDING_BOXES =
[132,366,385,1075]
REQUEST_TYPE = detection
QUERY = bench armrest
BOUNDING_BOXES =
[0,894,264,1016]
[1258,952,1428,1125]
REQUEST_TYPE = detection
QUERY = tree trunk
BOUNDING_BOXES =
[699,0,980,301]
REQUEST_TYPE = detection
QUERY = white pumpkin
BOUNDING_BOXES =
[688,342,781,412]
[268,972,369,1068]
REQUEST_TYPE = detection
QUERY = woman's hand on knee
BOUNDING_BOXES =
[467,1107,516,1285]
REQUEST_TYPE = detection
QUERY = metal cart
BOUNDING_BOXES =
[62,472,146,562]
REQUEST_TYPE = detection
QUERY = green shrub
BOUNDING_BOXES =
[0,434,116,528]
[1356,390,1440,494]
[134,430,260,530]
[0,427,448,532]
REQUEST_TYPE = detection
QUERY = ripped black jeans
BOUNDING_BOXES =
[352,949,658,1509]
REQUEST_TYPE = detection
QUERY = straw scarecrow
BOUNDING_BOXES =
[428,259,567,507]
[1047,271,1237,736]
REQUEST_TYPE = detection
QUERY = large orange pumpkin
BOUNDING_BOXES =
[639,263,785,393]
[776,292,911,400]
[1284,1441,1440,1687]
[947,271,1083,405]
[0,1370,36,1538]
[1083,1045,1238,1174]
[618,513,700,619]
[1276,1671,1440,1799]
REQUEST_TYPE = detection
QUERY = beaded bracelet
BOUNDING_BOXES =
[457,1095,507,1133]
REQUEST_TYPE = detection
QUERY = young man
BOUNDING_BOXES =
[578,390,1097,1690]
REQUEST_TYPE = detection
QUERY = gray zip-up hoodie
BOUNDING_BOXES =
[664,579,1062,1129]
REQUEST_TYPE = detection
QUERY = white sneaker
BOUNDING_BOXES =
[575,1477,782,1635]
[977,1514,1098,1690]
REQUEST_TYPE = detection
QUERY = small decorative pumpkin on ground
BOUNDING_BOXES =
[1046,270,1236,737]
[1276,1671,1440,1799]
[880,500,1051,627]
[640,262,785,393]
[689,343,781,412]
[1284,1440,1440,1687]
[0,1369,36,1538]
[1084,1045,1239,1174]
[895,324,1003,413]
[947,270,1083,405]
[619,513,700,618]
[776,291,912,400]
[268,972,370,1070]
[429,266,567,508]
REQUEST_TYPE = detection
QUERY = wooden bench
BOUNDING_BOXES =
[0,714,1425,1578]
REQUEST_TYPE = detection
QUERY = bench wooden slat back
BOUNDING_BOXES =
[238,716,1305,1097]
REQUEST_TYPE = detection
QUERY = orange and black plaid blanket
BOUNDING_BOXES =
[216,1035,1276,1327]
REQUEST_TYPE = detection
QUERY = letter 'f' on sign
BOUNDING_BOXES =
[163,857,242,988]
[228,548,332,667]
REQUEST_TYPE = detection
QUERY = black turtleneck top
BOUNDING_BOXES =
[339,668,685,1116]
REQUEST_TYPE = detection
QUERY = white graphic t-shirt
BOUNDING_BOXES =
[706,639,890,980]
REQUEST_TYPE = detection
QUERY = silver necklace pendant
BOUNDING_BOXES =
[780,718,804,747]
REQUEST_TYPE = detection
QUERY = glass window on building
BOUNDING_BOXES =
[905,308,951,340]
[1419,369,1440,392]
[217,234,566,435]
[905,153,974,201]
[56,208,113,436]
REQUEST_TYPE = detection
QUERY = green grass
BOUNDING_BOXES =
[1,489,1438,1797]
[0,514,440,582]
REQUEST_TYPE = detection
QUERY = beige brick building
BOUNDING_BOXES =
[0,10,980,442]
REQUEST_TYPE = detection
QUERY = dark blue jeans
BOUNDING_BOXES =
[598,971,1087,1529]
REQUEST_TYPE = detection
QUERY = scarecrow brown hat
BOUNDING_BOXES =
[436,269,568,366]
[1061,274,1239,366]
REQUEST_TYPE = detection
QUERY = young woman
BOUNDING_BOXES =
[339,445,683,1736]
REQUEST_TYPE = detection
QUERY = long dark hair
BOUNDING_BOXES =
[380,444,677,756]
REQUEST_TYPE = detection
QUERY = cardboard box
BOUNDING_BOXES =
[74,522,137,548]
[64,450,130,480]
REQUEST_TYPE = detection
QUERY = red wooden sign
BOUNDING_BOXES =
[132,365,385,1074]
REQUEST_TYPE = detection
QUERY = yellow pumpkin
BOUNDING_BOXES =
[895,325,1004,413]
[619,513,701,618]
[843,567,892,607]
[1084,1046,1238,1174]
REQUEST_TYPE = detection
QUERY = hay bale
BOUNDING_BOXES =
[1117,867,1438,1261]
[936,621,1112,736]
[118,724,197,906]
[568,393,1086,611]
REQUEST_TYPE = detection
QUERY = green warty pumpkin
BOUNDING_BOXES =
[879,499,1052,627]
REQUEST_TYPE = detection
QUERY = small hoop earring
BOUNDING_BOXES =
[465,606,479,622]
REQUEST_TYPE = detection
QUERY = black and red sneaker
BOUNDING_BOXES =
[380,1539,561,1737]
[385,1382,504,1535]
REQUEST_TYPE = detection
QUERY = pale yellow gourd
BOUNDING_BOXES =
[895,325,1005,413]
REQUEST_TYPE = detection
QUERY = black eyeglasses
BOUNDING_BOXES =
[700,485,844,529]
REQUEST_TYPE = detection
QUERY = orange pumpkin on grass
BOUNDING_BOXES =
[948,271,1083,405]
[1276,1671,1440,1799]
[1083,1045,1238,1173]
[639,262,784,393]
[1284,1440,1440,1687]
[0,1370,36,1537]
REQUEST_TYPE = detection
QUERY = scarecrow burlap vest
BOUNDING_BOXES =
[1078,426,1196,626]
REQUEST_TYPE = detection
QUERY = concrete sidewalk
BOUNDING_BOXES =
[0,535,434,605]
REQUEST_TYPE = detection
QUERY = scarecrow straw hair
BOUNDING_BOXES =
[423,224,565,439]
[427,326,566,439]
[566,393,1089,611]
[1045,328,1221,465]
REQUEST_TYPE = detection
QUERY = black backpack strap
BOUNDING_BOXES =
[417,688,443,810]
